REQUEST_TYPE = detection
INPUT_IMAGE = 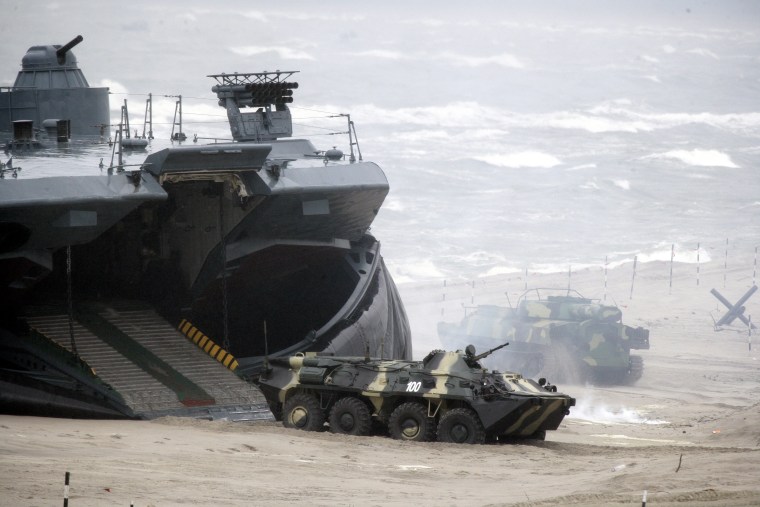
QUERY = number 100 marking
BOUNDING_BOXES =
[406,381,422,392]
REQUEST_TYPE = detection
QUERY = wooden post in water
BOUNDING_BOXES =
[630,256,637,300]
[750,315,753,353]
[723,238,729,289]
[669,243,674,295]
[441,279,446,317]
[696,242,700,286]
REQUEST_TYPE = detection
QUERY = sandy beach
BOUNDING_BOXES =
[2,257,759,506]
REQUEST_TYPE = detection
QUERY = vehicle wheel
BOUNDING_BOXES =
[283,393,325,431]
[388,402,435,442]
[329,397,372,436]
[437,408,486,444]
[627,355,644,383]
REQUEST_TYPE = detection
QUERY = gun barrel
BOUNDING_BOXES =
[473,341,509,361]
[56,35,84,58]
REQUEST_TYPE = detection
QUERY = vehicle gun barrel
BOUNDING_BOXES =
[472,341,509,362]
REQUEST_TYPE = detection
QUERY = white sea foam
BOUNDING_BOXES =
[389,259,446,283]
[662,44,677,54]
[228,46,315,60]
[382,199,405,212]
[634,243,712,264]
[454,251,507,266]
[643,75,661,83]
[579,179,600,190]
[343,101,760,137]
[567,163,597,171]
[436,51,525,69]
[645,149,739,168]
[474,151,562,168]
[686,48,719,59]
[613,179,630,190]
[481,266,522,277]
[348,49,410,60]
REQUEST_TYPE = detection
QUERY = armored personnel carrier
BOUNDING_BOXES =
[255,343,575,444]
[438,289,650,385]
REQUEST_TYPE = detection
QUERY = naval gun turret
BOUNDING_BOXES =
[0,35,110,138]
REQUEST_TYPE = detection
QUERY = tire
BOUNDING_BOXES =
[388,402,435,442]
[627,355,644,384]
[437,408,486,444]
[329,397,372,436]
[282,393,325,431]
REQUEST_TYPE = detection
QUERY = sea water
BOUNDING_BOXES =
[2,2,758,284]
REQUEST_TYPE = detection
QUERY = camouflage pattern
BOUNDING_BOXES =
[438,291,650,385]
[254,344,575,444]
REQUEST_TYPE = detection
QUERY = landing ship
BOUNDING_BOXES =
[0,37,411,420]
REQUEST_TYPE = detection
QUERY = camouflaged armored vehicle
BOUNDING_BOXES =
[438,290,650,385]
[255,344,575,444]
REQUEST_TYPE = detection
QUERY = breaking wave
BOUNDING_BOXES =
[643,149,739,168]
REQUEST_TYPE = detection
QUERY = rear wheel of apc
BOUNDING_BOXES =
[388,402,435,442]
[437,408,486,444]
[329,397,372,436]
[283,393,325,431]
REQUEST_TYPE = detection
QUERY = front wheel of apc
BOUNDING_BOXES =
[436,408,486,444]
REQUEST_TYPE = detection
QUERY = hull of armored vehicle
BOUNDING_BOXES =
[438,291,649,385]
[255,346,575,444]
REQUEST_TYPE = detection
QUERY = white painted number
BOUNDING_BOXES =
[406,381,422,392]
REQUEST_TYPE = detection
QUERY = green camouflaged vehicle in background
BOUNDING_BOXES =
[438,289,650,385]
[254,344,575,444]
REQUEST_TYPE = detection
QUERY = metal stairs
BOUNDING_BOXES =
[24,302,272,421]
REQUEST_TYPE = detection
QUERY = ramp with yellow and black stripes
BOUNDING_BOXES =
[24,301,271,420]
